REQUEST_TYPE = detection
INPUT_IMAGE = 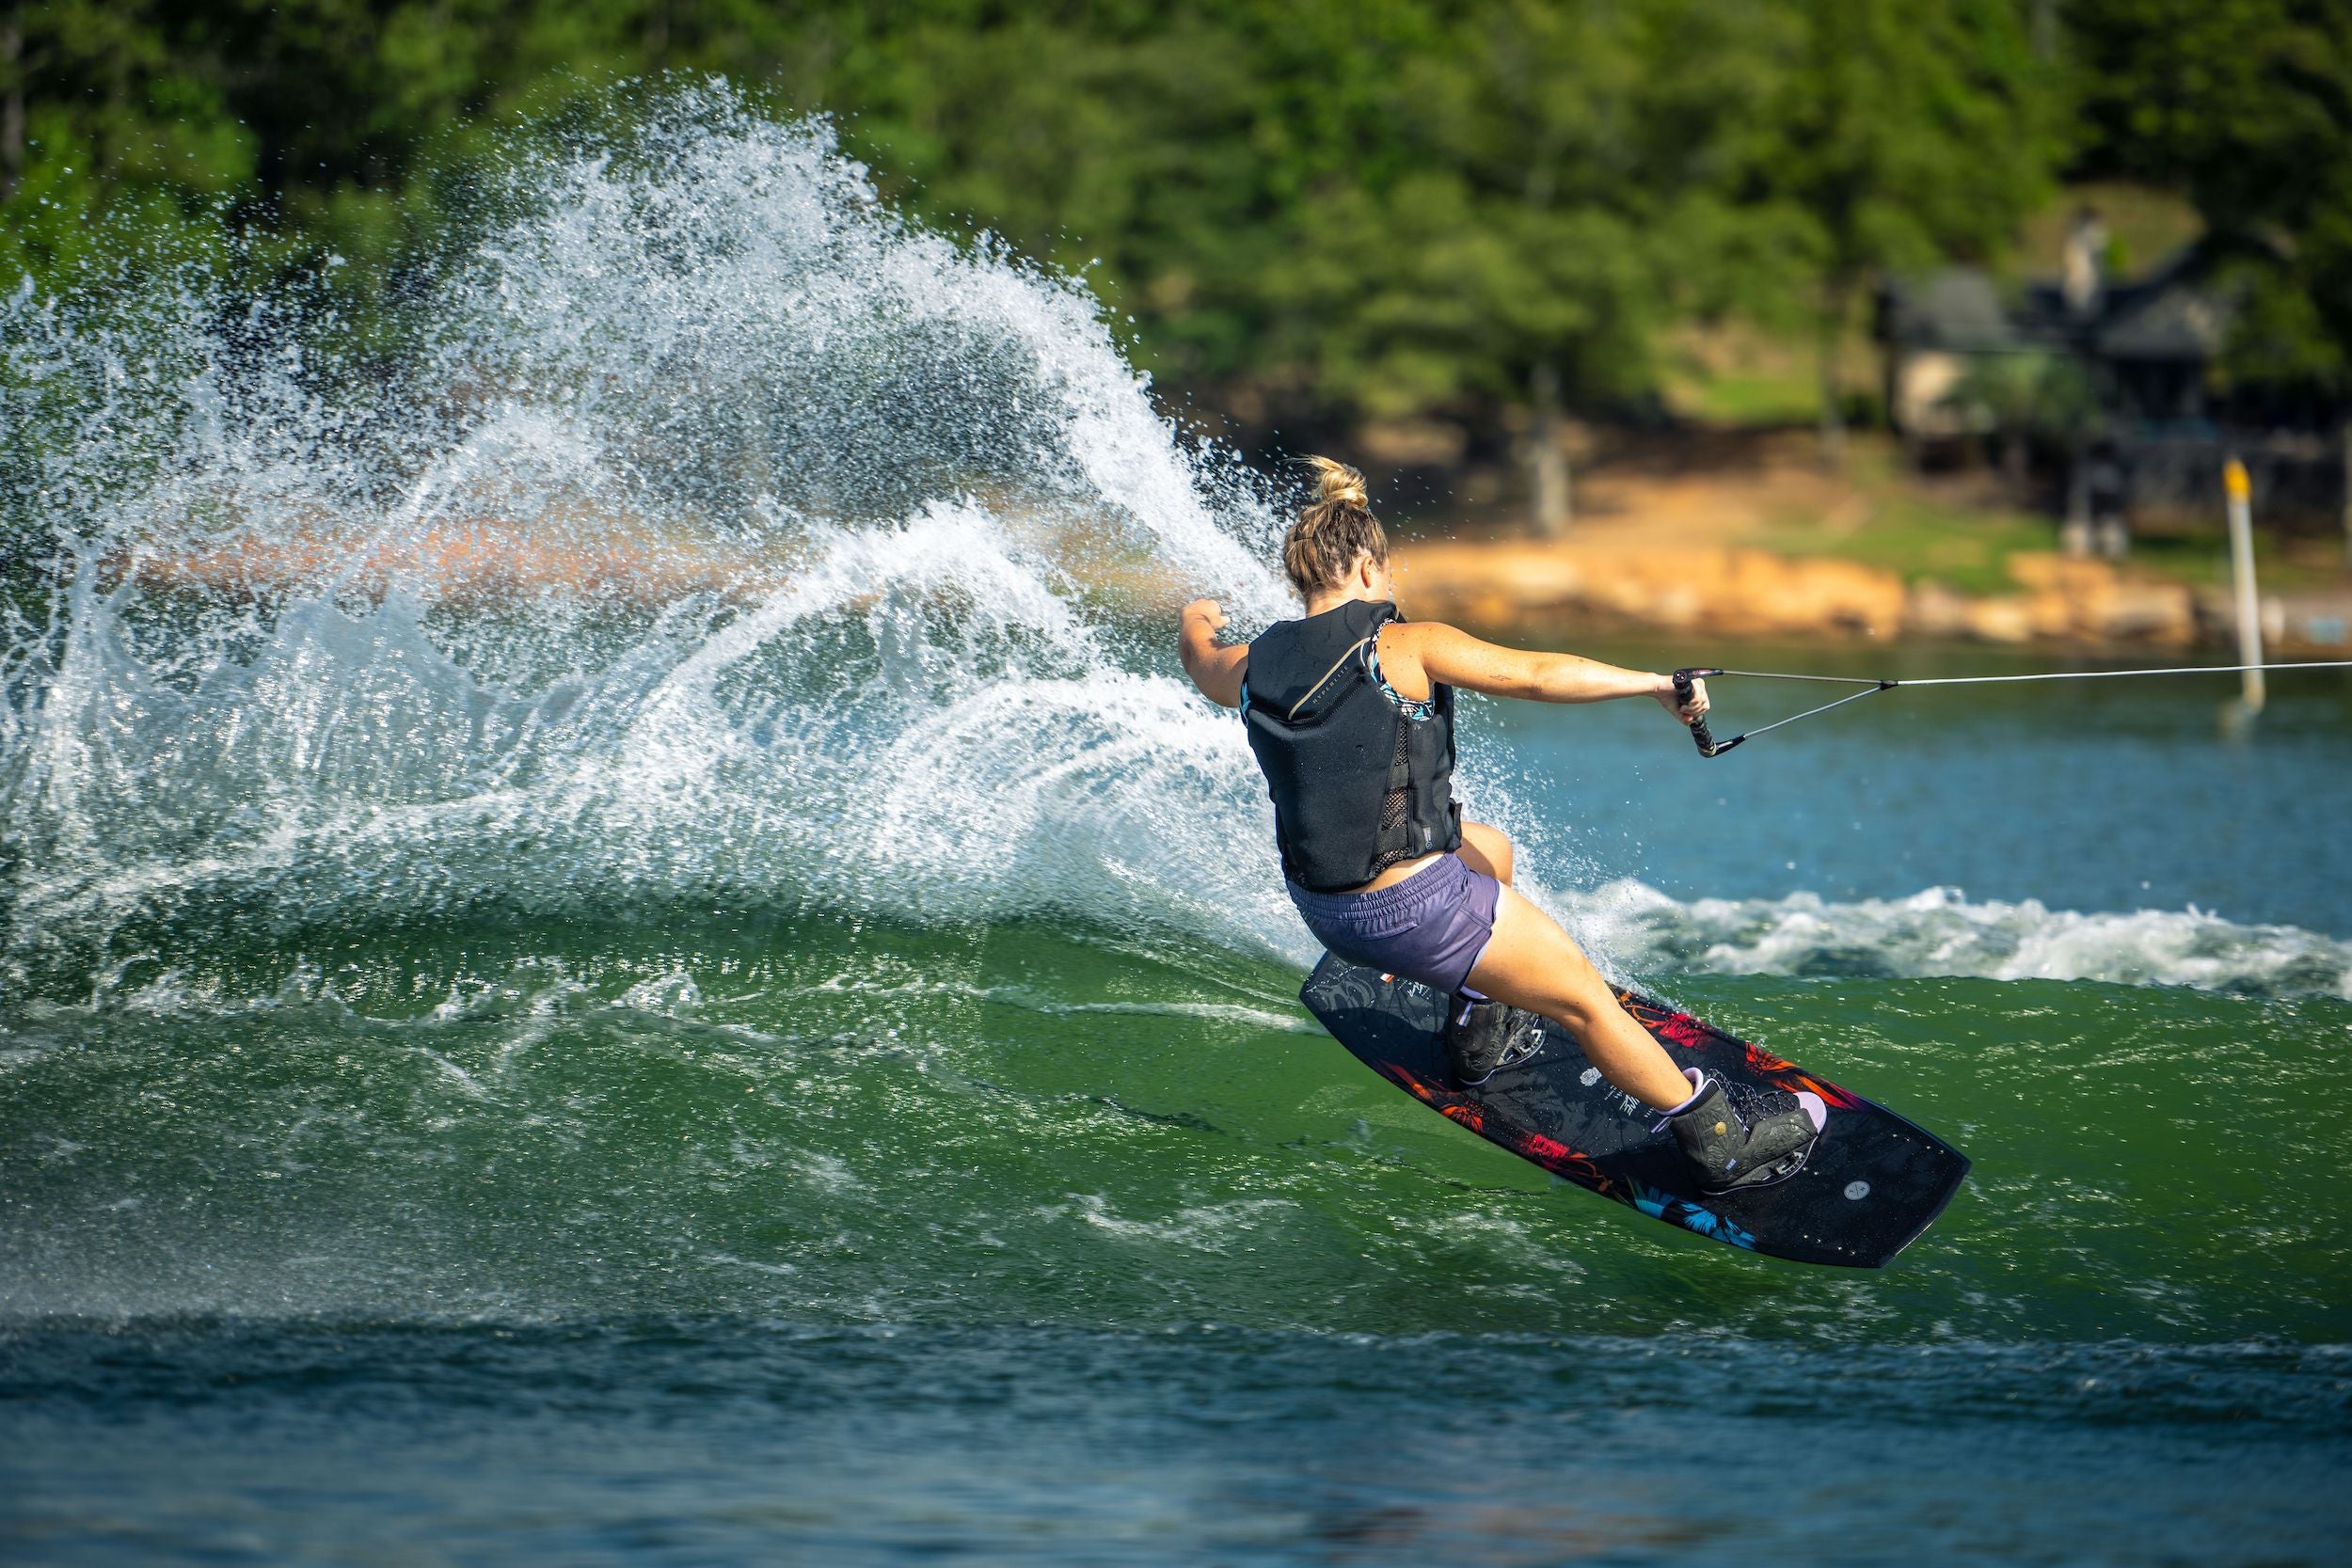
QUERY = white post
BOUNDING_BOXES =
[2225,457,2264,715]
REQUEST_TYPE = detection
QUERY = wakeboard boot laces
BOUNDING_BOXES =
[1657,1071,1825,1193]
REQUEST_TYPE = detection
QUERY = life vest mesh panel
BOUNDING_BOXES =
[1369,722,1414,876]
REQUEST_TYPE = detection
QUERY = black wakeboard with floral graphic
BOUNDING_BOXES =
[1301,953,1968,1267]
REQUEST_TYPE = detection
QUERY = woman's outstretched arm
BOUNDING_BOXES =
[1177,598,1248,708]
[1390,622,1708,724]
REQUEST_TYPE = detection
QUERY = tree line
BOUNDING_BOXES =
[4,0,2347,517]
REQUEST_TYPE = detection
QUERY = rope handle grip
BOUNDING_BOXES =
[1673,668,1740,758]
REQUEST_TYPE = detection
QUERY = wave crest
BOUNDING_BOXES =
[1571,879,2352,998]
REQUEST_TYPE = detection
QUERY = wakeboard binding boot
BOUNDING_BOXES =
[1662,1070,1825,1193]
[1447,993,1545,1087]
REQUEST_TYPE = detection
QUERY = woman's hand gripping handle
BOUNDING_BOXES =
[1673,668,1739,758]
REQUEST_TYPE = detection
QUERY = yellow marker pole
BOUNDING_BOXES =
[2224,458,2265,720]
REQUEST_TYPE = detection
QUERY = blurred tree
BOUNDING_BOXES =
[2067,0,2352,538]
[4,5,23,204]
[0,1,256,283]
[1760,0,2060,466]
[1374,0,1653,534]
[2069,0,2352,362]
[6,0,2342,529]
[1303,0,1802,531]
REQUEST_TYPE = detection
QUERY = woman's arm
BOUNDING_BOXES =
[1178,598,1248,708]
[1391,622,1707,723]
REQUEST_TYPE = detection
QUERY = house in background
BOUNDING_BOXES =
[1877,211,2347,549]
[1879,267,2023,444]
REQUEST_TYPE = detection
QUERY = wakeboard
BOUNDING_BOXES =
[1301,954,1968,1267]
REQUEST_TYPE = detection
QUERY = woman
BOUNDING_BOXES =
[1180,458,1820,1192]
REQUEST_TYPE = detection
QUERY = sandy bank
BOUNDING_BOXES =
[91,517,2351,657]
[1394,538,2352,655]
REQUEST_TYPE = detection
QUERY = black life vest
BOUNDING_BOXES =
[1241,599,1462,893]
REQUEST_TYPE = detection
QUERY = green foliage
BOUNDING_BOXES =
[1,0,2344,439]
[1944,351,2102,441]
[1763,0,2059,288]
[2066,0,2352,390]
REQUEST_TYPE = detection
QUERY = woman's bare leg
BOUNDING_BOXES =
[1456,819,1514,886]
[1465,885,1692,1110]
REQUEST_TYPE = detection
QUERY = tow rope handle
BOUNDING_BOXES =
[1665,659,2347,758]
[1672,668,1740,758]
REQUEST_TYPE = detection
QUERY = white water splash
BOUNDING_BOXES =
[5,87,2343,1006]
[0,86,1314,974]
[1568,879,2352,999]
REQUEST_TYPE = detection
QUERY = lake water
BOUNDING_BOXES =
[4,87,2347,1567]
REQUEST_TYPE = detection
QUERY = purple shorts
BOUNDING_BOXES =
[1287,853,1503,996]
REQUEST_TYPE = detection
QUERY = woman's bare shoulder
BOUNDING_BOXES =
[1389,621,1553,696]
[1382,617,1464,648]
[1386,619,1502,661]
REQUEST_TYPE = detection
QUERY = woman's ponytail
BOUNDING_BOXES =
[1281,456,1386,598]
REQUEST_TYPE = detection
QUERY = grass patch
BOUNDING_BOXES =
[1753,446,2057,594]
[1761,501,2054,594]
[2010,182,2204,283]
[2127,531,2347,593]
[1760,490,2343,596]
[1659,317,1879,430]
[1671,371,1820,428]
[1744,436,2347,596]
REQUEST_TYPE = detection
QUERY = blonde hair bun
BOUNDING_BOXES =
[1280,455,1386,598]
[1305,454,1369,509]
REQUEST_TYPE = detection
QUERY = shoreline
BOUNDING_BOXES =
[1394,536,2352,657]
[66,521,2352,658]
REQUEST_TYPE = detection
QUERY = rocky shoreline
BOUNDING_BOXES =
[1395,538,2352,656]
[88,524,2352,657]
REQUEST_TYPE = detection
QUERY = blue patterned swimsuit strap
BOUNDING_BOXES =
[1363,624,1438,721]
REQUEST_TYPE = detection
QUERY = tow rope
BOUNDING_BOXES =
[1669,661,2352,757]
